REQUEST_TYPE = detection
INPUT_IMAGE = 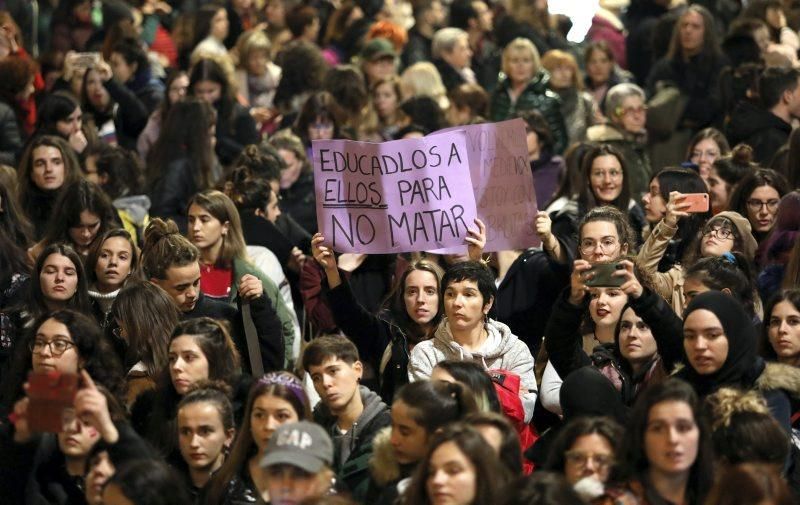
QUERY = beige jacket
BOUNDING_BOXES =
[636,218,686,315]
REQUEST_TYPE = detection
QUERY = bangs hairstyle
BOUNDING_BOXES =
[35,91,81,135]
[541,49,582,90]
[728,169,790,220]
[301,334,360,371]
[141,218,199,280]
[293,91,344,146]
[41,178,121,250]
[441,261,496,307]
[501,38,540,77]
[85,228,142,285]
[168,317,241,387]
[686,127,731,161]
[388,259,444,339]
[187,190,248,266]
[760,289,800,360]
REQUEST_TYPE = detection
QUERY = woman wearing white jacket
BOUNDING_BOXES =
[408,261,538,422]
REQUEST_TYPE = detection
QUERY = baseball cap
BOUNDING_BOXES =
[261,421,333,473]
[361,38,397,62]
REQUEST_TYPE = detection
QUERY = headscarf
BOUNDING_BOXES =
[679,291,762,396]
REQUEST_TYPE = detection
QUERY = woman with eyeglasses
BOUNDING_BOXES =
[685,128,730,185]
[536,144,646,266]
[728,169,790,250]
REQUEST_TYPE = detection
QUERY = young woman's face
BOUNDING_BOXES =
[307,116,335,141]
[265,465,328,505]
[706,167,729,212]
[579,220,626,263]
[642,178,667,224]
[618,307,658,366]
[210,8,230,41]
[56,106,83,138]
[699,218,735,257]
[58,415,100,459]
[109,52,135,84]
[31,145,66,191]
[168,74,190,105]
[589,154,623,204]
[194,79,223,104]
[178,401,233,474]
[548,64,573,90]
[169,335,210,395]
[31,317,81,374]
[85,69,110,109]
[426,441,477,505]
[277,148,303,190]
[768,300,800,363]
[689,138,720,181]
[644,400,699,477]
[40,253,79,303]
[443,279,490,333]
[250,393,300,454]
[564,433,614,485]
[94,236,133,291]
[188,204,228,252]
[506,49,535,85]
[404,270,439,326]
[389,399,429,465]
[373,82,398,119]
[67,210,102,252]
[589,287,627,329]
[746,185,781,234]
[682,277,710,310]
[586,49,613,85]
[246,50,269,76]
[683,308,729,375]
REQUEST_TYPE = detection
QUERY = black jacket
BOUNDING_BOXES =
[433,58,467,92]
[279,171,317,235]
[148,155,198,233]
[0,100,23,166]
[90,78,150,150]
[726,100,791,165]
[327,277,411,403]
[400,27,433,69]
[215,102,258,166]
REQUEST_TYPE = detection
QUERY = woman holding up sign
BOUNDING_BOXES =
[311,219,486,403]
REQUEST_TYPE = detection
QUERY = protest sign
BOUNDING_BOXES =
[435,118,538,253]
[312,131,478,253]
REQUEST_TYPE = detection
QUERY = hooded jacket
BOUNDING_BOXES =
[726,100,791,165]
[313,385,391,502]
[408,318,538,422]
[364,427,417,505]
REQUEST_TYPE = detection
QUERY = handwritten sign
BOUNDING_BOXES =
[436,119,538,253]
[312,131,478,253]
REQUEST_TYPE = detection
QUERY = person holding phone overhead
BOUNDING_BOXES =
[637,176,758,314]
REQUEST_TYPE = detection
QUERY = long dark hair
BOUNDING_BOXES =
[189,58,236,127]
[760,289,800,360]
[34,91,81,139]
[40,178,121,251]
[612,379,714,505]
[395,380,479,433]
[0,180,32,286]
[146,99,216,190]
[403,423,510,505]
[85,228,142,286]
[729,169,790,228]
[385,259,444,342]
[651,167,710,266]
[27,243,92,317]
[17,135,83,216]
[666,5,721,61]
[543,416,623,474]
[577,144,632,215]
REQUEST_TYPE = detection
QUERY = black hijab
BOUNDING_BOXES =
[679,291,763,396]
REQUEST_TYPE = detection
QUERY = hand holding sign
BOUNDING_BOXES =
[465,218,487,262]
[312,233,343,289]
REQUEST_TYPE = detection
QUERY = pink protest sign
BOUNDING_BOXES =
[433,119,538,253]
[438,119,538,253]
[312,131,478,253]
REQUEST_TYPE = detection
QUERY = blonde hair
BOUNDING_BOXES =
[399,62,449,110]
[501,38,541,78]
[705,388,769,430]
[541,49,583,91]
[236,29,272,70]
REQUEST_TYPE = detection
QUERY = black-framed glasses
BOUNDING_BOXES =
[745,199,780,212]
[702,226,734,240]
[29,338,75,356]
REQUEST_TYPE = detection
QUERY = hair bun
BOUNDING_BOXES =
[186,379,233,398]
[706,387,768,430]
[730,143,754,166]
[142,218,180,250]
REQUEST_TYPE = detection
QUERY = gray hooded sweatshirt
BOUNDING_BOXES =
[408,318,538,422]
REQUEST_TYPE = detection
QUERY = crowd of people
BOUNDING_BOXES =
[2,0,800,503]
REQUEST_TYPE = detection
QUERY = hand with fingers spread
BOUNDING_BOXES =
[664,191,691,227]
[614,259,644,299]
[74,370,118,443]
[238,274,263,300]
[569,260,594,305]
[466,218,487,262]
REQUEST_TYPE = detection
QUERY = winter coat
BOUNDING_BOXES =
[215,102,259,166]
[327,276,414,403]
[408,318,538,422]
[726,100,791,165]
[433,58,469,92]
[586,123,651,199]
[490,70,568,154]
[148,155,198,233]
[0,101,23,166]
[401,27,433,69]
[556,88,597,145]
[588,8,627,69]
[113,194,151,244]
[313,386,392,502]
[88,78,150,150]
[364,427,416,505]
[279,170,317,235]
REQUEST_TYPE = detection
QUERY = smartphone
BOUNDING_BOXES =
[71,52,101,71]
[27,371,79,433]
[584,261,625,288]
[682,193,709,213]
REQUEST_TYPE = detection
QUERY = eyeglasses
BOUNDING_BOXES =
[580,237,619,255]
[745,199,780,212]
[30,338,75,356]
[564,450,614,469]
[702,226,734,240]
[620,105,647,116]
[590,169,623,180]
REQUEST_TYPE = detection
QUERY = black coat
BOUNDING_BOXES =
[726,100,791,165]
[433,58,467,92]
[148,155,198,233]
[279,171,317,235]
[215,102,258,166]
